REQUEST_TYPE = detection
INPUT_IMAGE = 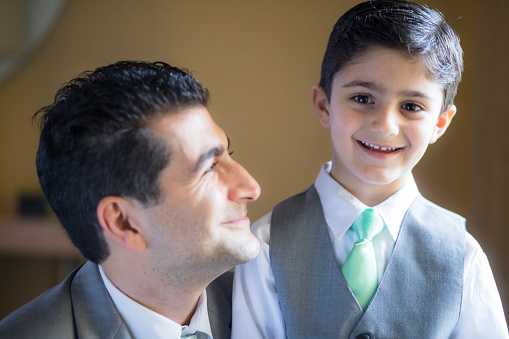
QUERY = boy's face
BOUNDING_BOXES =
[313,46,456,204]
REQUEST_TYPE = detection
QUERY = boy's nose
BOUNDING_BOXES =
[227,160,261,202]
[372,107,400,136]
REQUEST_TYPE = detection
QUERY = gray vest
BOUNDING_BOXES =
[270,185,464,339]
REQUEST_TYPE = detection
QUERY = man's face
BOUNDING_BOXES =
[141,106,261,276]
[317,46,452,200]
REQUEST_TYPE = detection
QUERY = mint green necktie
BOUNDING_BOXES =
[341,208,385,311]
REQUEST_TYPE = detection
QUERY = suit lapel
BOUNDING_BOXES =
[206,270,233,339]
[70,262,233,339]
[70,261,131,338]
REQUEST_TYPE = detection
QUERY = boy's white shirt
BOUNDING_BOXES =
[99,265,212,339]
[232,162,509,339]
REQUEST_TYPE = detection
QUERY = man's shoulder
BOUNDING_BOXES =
[0,264,84,338]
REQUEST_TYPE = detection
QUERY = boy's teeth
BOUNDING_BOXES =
[361,141,398,151]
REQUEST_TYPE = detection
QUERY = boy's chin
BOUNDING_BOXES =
[359,172,412,190]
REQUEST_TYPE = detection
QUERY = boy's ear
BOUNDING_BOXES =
[430,105,457,144]
[312,84,331,128]
[96,196,147,253]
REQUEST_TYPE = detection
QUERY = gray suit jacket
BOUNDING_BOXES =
[0,261,233,338]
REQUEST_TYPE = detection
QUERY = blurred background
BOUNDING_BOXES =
[0,0,507,321]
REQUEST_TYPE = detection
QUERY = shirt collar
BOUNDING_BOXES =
[315,161,419,241]
[99,265,212,339]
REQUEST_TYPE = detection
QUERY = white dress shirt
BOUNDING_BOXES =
[232,162,509,339]
[99,266,212,339]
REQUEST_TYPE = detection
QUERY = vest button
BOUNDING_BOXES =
[356,333,373,339]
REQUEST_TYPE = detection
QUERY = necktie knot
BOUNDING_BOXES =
[352,208,384,241]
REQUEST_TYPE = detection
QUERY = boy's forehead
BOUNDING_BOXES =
[336,46,439,86]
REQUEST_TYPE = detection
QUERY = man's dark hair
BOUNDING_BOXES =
[34,61,210,263]
[319,0,463,112]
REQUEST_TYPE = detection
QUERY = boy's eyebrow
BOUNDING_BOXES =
[343,81,431,99]
[343,81,387,95]
[397,90,432,100]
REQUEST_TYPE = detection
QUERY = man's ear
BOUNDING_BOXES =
[312,84,331,128]
[430,105,457,144]
[97,196,147,252]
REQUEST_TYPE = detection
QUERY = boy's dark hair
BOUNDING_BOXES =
[319,0,463,112]
[34,61,210,263]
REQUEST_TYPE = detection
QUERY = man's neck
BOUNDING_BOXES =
[100,258,208,325]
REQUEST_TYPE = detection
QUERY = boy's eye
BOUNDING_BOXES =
[402,103,422,112]
[352,95,372,104]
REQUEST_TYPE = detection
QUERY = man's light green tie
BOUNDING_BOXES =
[341,208,385,311]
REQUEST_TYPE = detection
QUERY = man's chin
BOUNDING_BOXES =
[222,236,261,266]
[236,237,261,264]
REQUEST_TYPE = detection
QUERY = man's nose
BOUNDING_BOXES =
[227,160,261,202]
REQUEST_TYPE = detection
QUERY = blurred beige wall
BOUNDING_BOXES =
[0,0,507,320]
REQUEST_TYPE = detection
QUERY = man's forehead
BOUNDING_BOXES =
[148,107,213,138]
[147,107,227,161]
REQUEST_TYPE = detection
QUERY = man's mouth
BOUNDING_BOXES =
[223,216,249,224]
[358,140,404,153]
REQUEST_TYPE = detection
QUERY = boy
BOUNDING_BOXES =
[232,1,508,338]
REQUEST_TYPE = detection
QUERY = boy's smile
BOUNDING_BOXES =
[357,140,404,158]
[313,46,456,206]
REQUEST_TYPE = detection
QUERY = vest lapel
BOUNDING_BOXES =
[352,195,464,338]
[271,185,363,338]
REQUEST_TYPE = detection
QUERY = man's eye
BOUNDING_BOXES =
[402,103,422,112]
[204,162,218,174]
[352,95,372,104]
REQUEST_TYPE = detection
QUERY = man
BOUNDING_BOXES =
[0,61,261,338]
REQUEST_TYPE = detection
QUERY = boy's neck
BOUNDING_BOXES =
[329,170,411,207]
